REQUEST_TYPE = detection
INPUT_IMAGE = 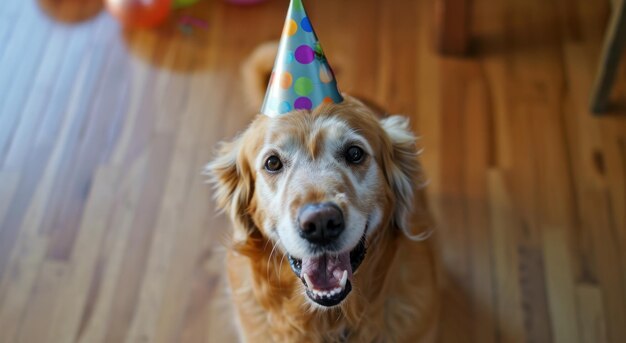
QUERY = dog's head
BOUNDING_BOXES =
[208,96,432,307]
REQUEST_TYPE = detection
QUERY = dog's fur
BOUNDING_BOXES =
[207,43,439,342]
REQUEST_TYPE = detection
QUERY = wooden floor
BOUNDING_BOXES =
[0,0,625,342]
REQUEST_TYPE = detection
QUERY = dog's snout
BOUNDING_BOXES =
[298,203,345,245]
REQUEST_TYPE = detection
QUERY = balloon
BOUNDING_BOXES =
[106,0,172,28]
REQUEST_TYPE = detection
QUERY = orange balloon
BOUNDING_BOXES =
[106,0,172,28]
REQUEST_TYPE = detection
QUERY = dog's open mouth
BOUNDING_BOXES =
[287,237,366,307]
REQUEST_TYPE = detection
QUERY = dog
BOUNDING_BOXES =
[207,42,440,342]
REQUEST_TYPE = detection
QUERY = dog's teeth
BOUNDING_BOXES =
[309,284,346,299]
[303,274,313,288]
[340,270,348,289]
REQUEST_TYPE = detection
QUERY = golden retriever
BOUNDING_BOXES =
[207,42,439,342]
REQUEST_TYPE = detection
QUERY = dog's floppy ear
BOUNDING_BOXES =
[380,115,434,240]
[206,134,256,242]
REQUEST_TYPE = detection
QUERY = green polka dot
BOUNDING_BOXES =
[292,0,303,11]
[294,77,313,96]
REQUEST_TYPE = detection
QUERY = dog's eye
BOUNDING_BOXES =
[265,156,283,172]
[345,146,365,164]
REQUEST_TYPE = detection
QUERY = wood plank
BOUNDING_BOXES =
[42,26,128,261]
[463,63,496,343]
[150,59,246,343]
[579,188,626,343]
[0,47,104,340]
[488,170,527,343]
[517,245,554,343]
[576,284,608,343]
[435,0,471,55]
[0,4,53,155]
[0,13,112,280]
[125,62,203,343]
[436,59,474,343]
[415,0,442,195]
[45,167,118,343]
[542,228,581,343]
[102,134,176,343]
[15,261,68,343]
[74,154,149,343]
[0,171,20,227]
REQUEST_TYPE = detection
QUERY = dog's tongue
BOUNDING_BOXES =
[301,252,352,290]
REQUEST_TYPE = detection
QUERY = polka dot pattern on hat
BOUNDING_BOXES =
[279,101,292,113]
[260,0,343,117]
[294,77,313,96]
[284,19,297,36]
[295,45,315,64]
[279,72,293,89]
[300,17,312,32]
[294,97,313,110]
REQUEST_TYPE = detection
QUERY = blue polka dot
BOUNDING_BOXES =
[301,17,312,32]
[279,101,292,113]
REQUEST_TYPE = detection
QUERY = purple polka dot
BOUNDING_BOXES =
[294,97,313,110]
[295,45,315,64]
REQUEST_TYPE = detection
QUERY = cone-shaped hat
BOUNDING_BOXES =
[260,0,343,117]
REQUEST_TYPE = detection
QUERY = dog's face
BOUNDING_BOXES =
[209,97,430,308]
[254,104,391,307]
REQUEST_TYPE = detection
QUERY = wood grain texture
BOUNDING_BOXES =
[0,0,625,342]
[435,0,471,55]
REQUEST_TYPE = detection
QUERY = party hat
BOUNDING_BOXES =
[260,0,343,117]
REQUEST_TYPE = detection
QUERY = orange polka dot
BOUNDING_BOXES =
[284,19,297,36]
[279,72,293,89]
[323,97,334,104]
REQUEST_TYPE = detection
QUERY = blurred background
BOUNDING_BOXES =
[0,0,625,342]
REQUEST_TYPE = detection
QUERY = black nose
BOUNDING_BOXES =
[298,203,345,245]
